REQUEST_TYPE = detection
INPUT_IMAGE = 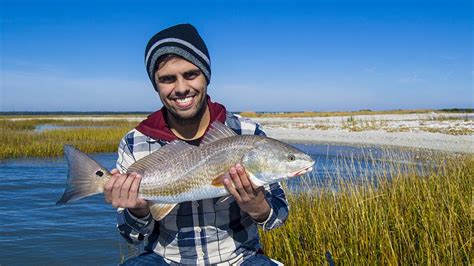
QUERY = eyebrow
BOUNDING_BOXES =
[184,69,201,75]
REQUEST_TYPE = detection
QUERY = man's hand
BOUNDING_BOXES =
[223,164,271,223]
[104,169,149,218]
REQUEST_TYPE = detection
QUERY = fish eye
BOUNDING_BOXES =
[287,154,296,161]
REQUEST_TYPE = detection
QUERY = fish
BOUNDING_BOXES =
[57,121,315,221]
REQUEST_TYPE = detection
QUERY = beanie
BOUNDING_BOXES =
[144,24,211,89]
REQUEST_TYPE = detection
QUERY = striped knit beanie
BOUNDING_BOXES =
[145,24,211,89]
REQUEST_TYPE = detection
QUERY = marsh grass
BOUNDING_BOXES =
[428,113,471,122]
[341,116,389,132]
[0,118,137,159]
[421,127,474,136]
[259,152,472,265]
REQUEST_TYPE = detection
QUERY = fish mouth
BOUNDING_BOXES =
[287,162,315,177]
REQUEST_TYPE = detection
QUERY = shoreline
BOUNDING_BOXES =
[253,113,473,154]
[2,112,473,155]
[264,128,473,154]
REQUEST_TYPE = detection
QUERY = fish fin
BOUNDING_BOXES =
[245,169,266,187]
[219,195,232,203]
[148,202,176,221]
[56,145,110,205]
[127,140,196,174]
[211,172,229,187]
[201,121,237,145]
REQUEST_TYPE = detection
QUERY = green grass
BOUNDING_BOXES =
[0,118,137,159]
[259,153,473,265]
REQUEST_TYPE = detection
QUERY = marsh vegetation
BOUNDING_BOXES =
[1,114,471,265]
[0,117,137,159]
[260,153,472,265]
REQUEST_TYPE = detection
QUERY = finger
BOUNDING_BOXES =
[224,177,242,202]
[230,166,252,202]
[111,174,127,207]
[104,174,119,203]
[120,172,136,201]
[250,180,265,194]
[110,168,120,175]
[230,167,244,192]
[127,174,142,205]
[236,164,254,196]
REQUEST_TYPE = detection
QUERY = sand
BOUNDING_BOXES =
[251,112,473,154]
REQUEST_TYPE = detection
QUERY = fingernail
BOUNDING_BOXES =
[223,178,229,185]
[230,168,236,174]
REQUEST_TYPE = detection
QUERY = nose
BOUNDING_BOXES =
[174,76,190,95]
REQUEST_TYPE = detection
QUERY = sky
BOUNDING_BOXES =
[0,0,472,112]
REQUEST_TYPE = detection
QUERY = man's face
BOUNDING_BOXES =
[155,57,208,121]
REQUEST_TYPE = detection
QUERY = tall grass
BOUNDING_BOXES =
[260,153,472,265]
[0,119,137,159]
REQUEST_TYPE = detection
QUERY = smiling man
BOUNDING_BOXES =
[104,24,288,265]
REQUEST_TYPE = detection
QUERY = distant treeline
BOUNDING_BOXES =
[240,108,473,115]
[439,108,473,113]
[239,108,474,118]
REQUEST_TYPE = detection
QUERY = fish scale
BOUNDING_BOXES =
[56,121,315,221]
[138,135,258,202]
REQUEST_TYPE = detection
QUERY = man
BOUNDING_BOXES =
[104,24,288,265]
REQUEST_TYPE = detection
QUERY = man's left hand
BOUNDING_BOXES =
[223,164,271,223]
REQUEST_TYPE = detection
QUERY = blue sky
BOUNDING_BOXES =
[1,0,472,112]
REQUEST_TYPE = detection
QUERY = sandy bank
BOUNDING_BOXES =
[263,128,473,153]
[251,113,473,153]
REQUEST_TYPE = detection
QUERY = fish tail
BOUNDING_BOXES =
[56,145,111,205]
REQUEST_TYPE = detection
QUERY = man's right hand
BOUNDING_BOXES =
[104,169,150,218]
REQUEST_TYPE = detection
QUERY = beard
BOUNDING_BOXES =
[165,95,208,126]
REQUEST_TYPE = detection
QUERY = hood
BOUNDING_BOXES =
[135,95,227,142]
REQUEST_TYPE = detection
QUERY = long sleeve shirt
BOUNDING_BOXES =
[115,113,289,265]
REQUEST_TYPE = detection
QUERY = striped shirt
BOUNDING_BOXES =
[115,113,289,265]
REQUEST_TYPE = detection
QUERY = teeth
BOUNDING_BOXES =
[176,97,192,104]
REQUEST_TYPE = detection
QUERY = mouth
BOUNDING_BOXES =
[172,95,195,109]
[287,162,315,177]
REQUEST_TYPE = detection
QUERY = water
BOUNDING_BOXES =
[0,154,120,265]
[0,144,415,265]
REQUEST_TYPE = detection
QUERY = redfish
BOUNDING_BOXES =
[57,122,314,220]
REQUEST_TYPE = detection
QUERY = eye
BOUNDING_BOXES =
[287,154,296,161]
[183,70,201,80]
[158,75,176,84]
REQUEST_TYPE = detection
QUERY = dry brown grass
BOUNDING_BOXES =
[260,153,472,265]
